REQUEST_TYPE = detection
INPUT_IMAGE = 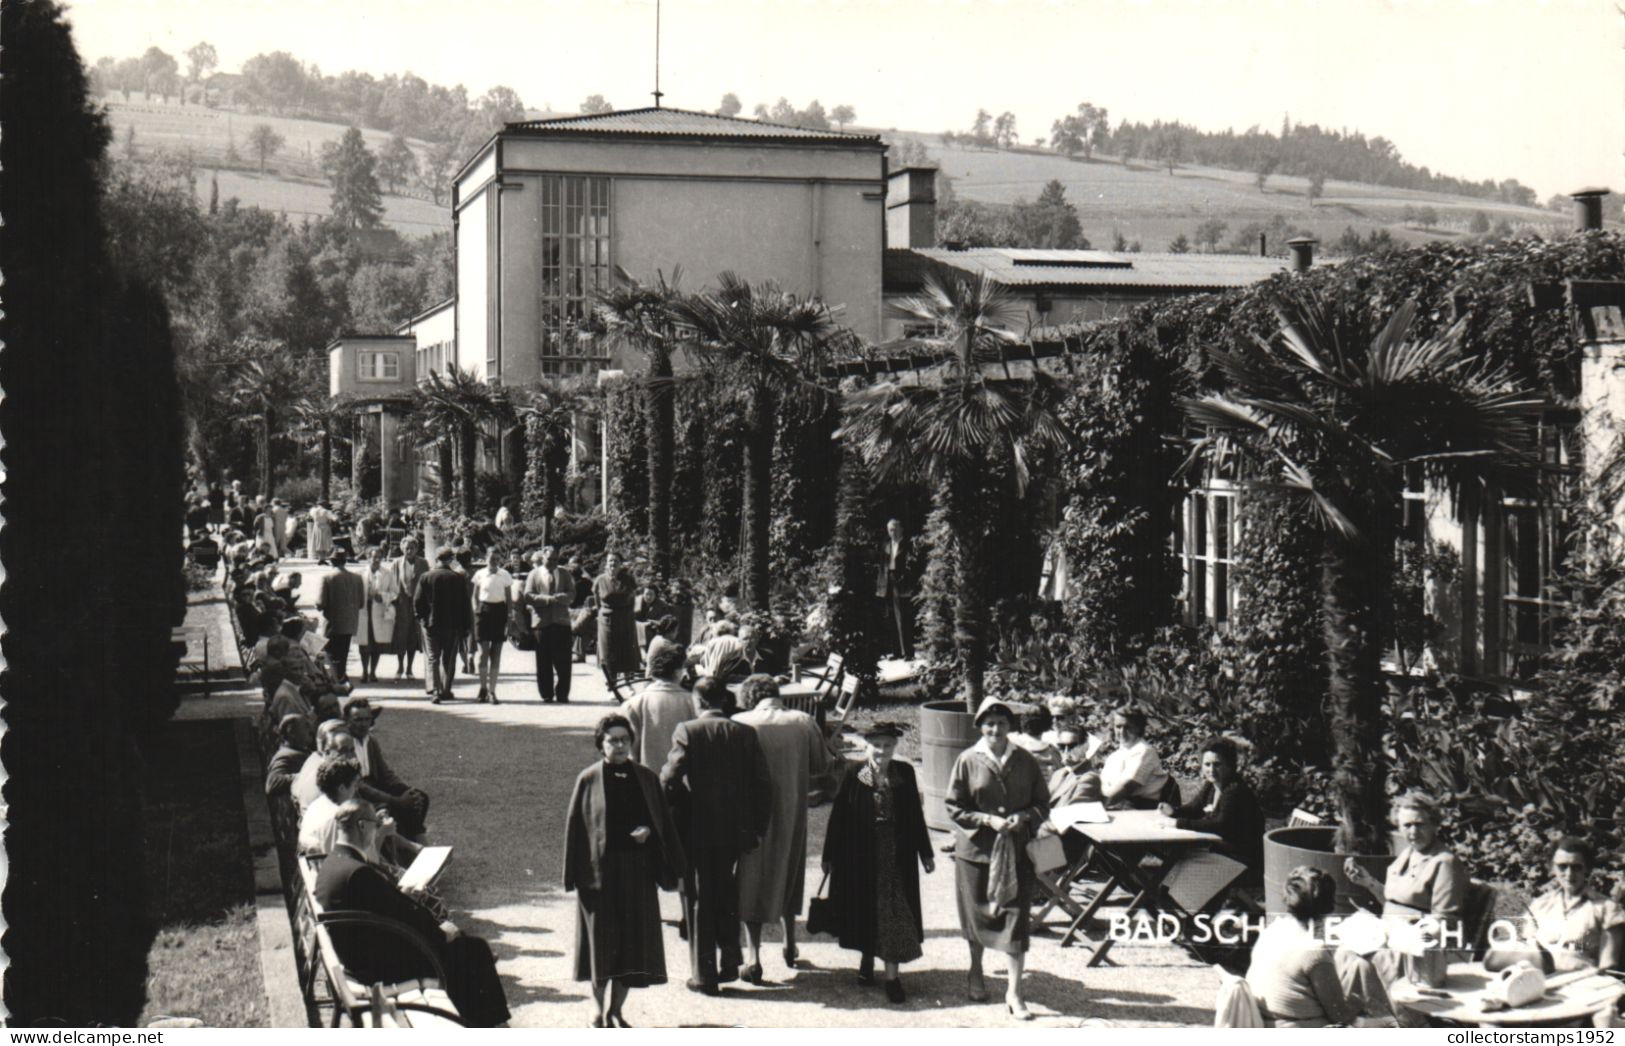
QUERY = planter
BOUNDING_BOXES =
[919,699,978,832]
[1262,825,1392,916]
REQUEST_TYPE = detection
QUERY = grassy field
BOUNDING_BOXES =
[103,93,1574,250]
[139,720,270,1028]
[904,136,1570,252]
[104,95,451,235]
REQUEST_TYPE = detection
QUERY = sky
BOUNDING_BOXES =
[63,0,1620,199]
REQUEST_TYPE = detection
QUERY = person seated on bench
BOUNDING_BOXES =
[262,637,315,726]
[344,696,430,842]
[316,800,511,1028]
[1157,737,1265,874]
[293,721,358,810]
[266,714,315,799]
[300,757,372,858]
[1009,706,1062,779]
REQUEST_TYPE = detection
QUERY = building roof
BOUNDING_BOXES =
[503,106,884,147]
[885,247,1294,293]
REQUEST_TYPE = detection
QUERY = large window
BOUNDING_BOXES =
[1176,475,1241,626]
[539,175,612,377]
[415,340,450,381]
[357,350,399,381]
[1496,414,1579,677]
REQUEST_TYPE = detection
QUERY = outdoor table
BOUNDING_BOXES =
[1053,809,1223,965]
[1390,963,1624,1027]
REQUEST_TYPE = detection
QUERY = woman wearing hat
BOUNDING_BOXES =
[821,721,934,1003]
[946,696,1050,1020]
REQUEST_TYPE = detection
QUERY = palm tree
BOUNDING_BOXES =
[514,381,589,546]
[1183,292,1544,852]
[403,366,513,517]
[839,270,1072,710]
[226,341,307,499]
[292,394,354,501]
[672,273,845,610]
[596,267,684,581]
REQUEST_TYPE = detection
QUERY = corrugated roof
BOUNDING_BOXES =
[888,247,1294,291]
[505,106,883,146]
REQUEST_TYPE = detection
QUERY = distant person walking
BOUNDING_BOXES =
[594,552,641,694]
[358,546,400,684]
[316,549,366,684]
[470,554,514,704]
[524,546,577,704]
[414,547,471,703]
[392,537,430,683]
[308,501,337,564]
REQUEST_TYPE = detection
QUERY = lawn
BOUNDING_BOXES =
[139,720,270,1028]
[890,136,1570,252]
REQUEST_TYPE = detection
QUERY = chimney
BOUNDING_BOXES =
[1571,188,1610,232]
[886,166,938,249]
[1258,232,1267,258]
[1287,236,1317,272]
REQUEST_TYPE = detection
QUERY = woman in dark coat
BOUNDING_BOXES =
[593,552,641,689]
[821,722,934,1003]
[1157,736,1265,875]
[564,713,687,1028]
[946,696,1051,1020]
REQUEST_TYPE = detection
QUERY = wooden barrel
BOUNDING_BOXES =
[1263,825,1392,915]
[919,700,978,832]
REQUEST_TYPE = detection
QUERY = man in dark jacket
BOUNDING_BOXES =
[317,548,366,683]
[414,547,471,703]
[264,714,314,798]
[660,678,773,994]
[343,695,429,840]
[315,800,510,1027]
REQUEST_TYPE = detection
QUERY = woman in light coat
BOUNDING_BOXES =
[358,545,400,683]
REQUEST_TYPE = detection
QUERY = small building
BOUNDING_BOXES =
[881,166,1299,338]
[327,334,417,507]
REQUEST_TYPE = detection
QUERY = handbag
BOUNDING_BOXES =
[1026,831,1067,874]
[806,873,837,937]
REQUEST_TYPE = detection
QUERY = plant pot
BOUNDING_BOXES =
[919,699,978,832]
[1262,825,1393,916]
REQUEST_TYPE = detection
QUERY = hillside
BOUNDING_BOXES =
[103,96,452,234]
[102,95,1583,250]
[901,135,1577,251]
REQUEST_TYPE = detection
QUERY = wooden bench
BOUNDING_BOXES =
[171,624,212,697]
[296,855,461,1027]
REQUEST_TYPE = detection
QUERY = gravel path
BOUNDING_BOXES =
[275,559,1223,1027]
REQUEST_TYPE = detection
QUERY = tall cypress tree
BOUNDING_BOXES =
[1,0,183,1022]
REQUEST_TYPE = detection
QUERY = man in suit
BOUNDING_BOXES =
[523,546,576,704]
[414,547,471,703]
[264,713,314,799]
[660,678,773,994]
[315,800,510,1027]
[875,517,915,659]
[343,695,430,841]
[317,548,366,683]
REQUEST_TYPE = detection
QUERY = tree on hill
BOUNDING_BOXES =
[580,93,613,115]
[753,102,770,120]
[478,85,525,129]
[1009,179,1086,249]
[799,99,830,130]
[1417,205,1439,228]
[377,133,418,193]
[1469,210,1491,235]
[247,123,284,173]
[970,109,994,149]
[184,41,216,89]
[1153,125,1184,174]
[419,138,459,205]
[323,127,384,229]
[241,51,308,114]
[1255,155,1277,193]
[1194,218,1229,252]
[141,45,178,102]
[1168,233,1191,253]
[831,104,855,130]
[1051,102,1108,160]
[717,92,742,117]
[993,111,1018,149]
[1307,171,1326,206]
